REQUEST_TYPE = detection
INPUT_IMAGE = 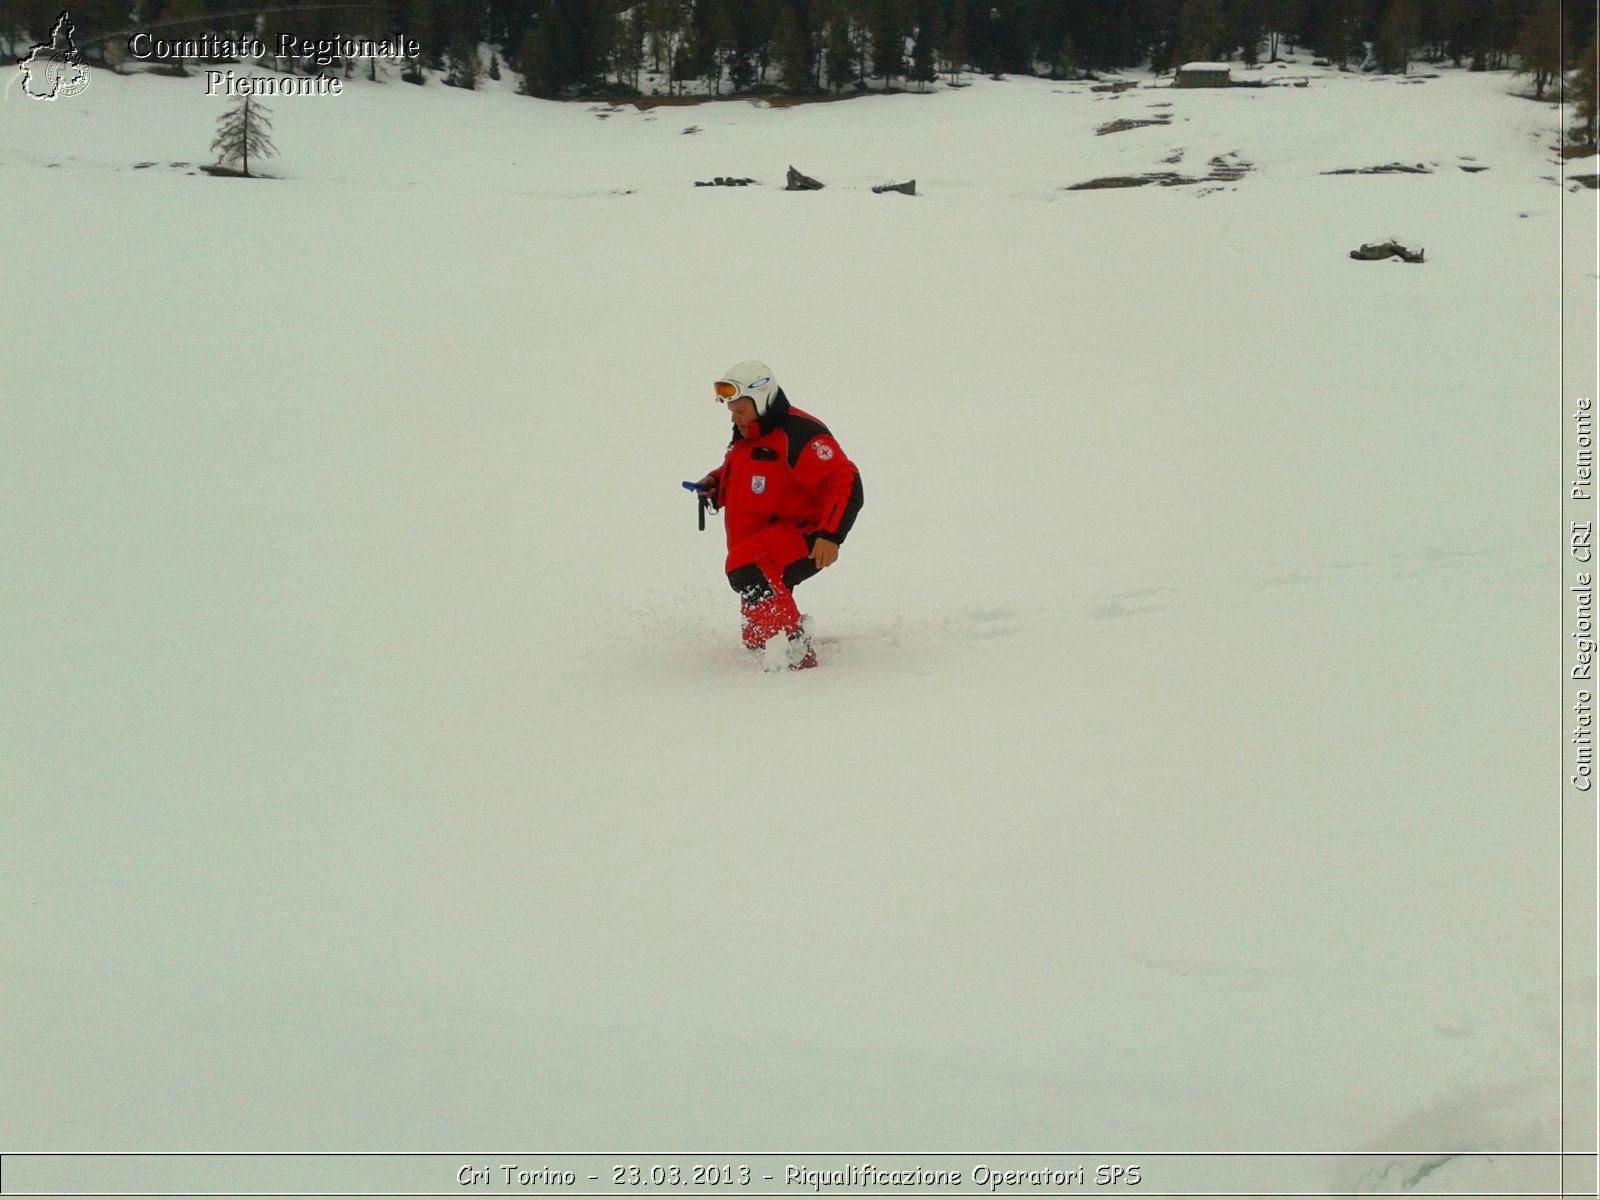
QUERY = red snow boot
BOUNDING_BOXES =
[785,632,819,670]
[742,589,802,648]
[743,611,819,669]
[742,588,818,669]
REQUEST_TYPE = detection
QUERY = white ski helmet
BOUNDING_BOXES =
[714,360,780,416]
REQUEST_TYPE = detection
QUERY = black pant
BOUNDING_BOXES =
[726,532,822,602]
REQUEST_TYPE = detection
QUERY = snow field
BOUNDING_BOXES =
[1,58,1590,1181]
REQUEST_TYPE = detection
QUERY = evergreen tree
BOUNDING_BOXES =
[1427,0,1465,62]
[444,33,479,86]
[942,0,967,81]
[1049,30,1080,76]
[294,0,347,65]
[1229,0,1266,63]
[518,23,556,94]
[969,0,1000,72]
[1465,0,1519,71]
[908,0,939,86]
[1175,0,1226,61]
[439,0,488,71]
[1574,4,1599,66]
[362,4,388,81]
[157,0,208,75]
[644,0,676,75]
[759,0,786,82]
[1265,0,1304,58]
[1136,0,1178,70]
[486,0,530,57]
[612,5,643,88]
[211,93,275,177]
[707,0,745,93]
[414,0,446,70]
[1575,33,1598,142]
[847,0,871,85]
[1317,0,1372,68]
[770,4,811,91]
[1374,0,1420,71]
[402,0,433,79]
[649,0,686,88]
[910,22,937,85]
[1513,0,1565,97]
[1052,0,1086,66]
[1106,0,1149,67]
[870,0,905,86]
[998,0,1043,72]
[259,0,300,73]
[670,31,695,93]
[822,0,854,88]
[0,1,22,59]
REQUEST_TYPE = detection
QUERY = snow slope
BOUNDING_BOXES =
[1,56,1592,1192]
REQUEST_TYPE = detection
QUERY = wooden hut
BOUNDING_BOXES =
[1175,62,1232,88]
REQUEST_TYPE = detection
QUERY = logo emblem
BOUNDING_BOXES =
[17,11,90,100]
[750,475,767,494]
[812,440,834,461]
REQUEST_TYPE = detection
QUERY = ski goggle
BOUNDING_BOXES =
[714,381,744,403]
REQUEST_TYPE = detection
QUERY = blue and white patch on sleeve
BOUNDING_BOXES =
[812,440,834,461]
[750,475,767,494]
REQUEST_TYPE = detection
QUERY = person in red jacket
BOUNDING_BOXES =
[694,360,864,670]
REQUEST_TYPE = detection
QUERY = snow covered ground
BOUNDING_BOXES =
[2,54,1594,1194]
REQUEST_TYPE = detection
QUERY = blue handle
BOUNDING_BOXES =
[682,480,712,492]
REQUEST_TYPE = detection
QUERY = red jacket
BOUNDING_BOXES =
[707,391,863,550]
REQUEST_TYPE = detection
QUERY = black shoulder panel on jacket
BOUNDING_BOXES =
[779,408,832,469]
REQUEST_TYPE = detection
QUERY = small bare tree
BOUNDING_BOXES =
[211,94,276,177]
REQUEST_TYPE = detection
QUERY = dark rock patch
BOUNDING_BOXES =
[785,165,825,190]
[1350,240,1425,263]
[1323,162,1432,175]
[1096,115,1172,135]
[1068,151,1251,191]
[1068,175,1184,191]
[1207,153,1251,180]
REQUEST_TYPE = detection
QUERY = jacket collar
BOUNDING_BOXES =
[757,388,791,435]
[729,388,790,445]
